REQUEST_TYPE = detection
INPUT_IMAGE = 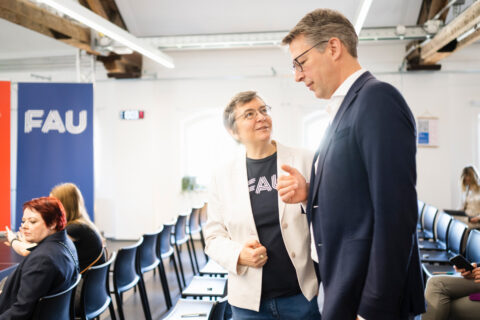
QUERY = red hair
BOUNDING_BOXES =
[23,196,67,231]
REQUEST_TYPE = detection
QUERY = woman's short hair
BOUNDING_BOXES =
[223,91,264,132]
[23,196,67,231]
[282,8,358,58]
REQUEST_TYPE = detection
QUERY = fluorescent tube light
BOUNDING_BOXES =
[38,0,174,68]
[354,0,374,35]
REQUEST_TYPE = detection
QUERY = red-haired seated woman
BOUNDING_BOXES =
[0,197,78,319]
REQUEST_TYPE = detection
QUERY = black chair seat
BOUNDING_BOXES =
[181,276,227,300]
[163,299,216,320]
[418,240,447,251]
[422,263,457,278]
[420,250,454,264]
[116,274,140,293]
[199,259,228,277]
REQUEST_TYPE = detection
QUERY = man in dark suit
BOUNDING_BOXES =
[277,9,425,320]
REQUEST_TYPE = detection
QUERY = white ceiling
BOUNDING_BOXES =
[114,0,424,37]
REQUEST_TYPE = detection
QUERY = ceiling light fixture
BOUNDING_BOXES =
[38,0,174,68]
[354,0,374,35]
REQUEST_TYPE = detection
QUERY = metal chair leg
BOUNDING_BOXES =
[108,301,117,320]
[158,260,173,309]
[113,291,125,320]
[189,235,200,273]
[186,239,197,274]
[199,229,208,261]
[137,276,153,320]
[170,255,183,291]
[174,243,187,287]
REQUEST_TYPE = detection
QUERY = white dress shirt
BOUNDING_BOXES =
[315,68,367,172]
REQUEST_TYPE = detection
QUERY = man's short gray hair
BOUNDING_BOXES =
[282,8,358,58]
[223,91,263,132]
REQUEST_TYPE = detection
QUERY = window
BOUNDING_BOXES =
[303,111,330,151]
[182,110,239,187]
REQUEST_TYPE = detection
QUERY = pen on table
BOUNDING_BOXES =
[432,271,454,275]
[181,313,207,318]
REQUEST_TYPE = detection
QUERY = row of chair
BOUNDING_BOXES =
[33,202,212,319]
[417,201,480,279]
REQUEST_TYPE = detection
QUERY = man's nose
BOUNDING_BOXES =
[294,69,304,82]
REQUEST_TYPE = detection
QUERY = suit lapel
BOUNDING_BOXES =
[310,72,374,203]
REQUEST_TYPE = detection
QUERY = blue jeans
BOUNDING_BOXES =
[231,293,321,320]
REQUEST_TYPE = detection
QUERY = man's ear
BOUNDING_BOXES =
[328,37,343,61]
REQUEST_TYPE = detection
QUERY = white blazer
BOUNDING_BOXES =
[204,141,318,311]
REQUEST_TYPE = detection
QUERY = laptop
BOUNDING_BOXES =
[444,209,467,217]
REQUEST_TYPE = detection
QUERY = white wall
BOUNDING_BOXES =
[3,41,480,239]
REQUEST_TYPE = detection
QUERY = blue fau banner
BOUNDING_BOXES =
[16,83,93,229]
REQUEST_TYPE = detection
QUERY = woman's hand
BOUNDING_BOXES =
[238,239,268,268]
[4,226,17,247]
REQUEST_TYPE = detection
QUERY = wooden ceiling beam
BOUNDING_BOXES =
[78,0,141,78]
[417,0,450,24]
[406,0,449,70]
[79,0,127,29]
[422,27,480,64]
[0,0,99,54]
[421,0,480,61]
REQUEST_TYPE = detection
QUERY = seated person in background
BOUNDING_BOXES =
[459,166,480,226]
[423,263,480,320]
[7,183,105,272]
[0,197,78,319]
[51,183,105,272]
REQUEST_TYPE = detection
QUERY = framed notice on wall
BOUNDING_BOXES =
[417,117,439,147]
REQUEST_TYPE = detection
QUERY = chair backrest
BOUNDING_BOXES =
[447,219,468,254]
[210,297,229,320]
[417,200,425,228]
[466,229,480,264]
[158,222,175,259]
[435,211,453,243]
[199,203,208,227]
[113,237,143,294]
[32,274,81,320]
[174,214,189,243]
[422,205,438,238]
[188,207,202,235]
[137,230,161,274]
[80,252,117,319]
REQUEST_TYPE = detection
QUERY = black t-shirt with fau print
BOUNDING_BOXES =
[246,152,301,300]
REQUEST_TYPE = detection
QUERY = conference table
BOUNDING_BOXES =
[0,236,24,281]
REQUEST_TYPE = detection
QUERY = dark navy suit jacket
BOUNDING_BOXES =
[0,230,78,319]
[307,72,425,320]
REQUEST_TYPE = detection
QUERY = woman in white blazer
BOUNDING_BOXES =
[204,91,320,319]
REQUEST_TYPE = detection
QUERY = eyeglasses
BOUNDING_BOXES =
[235,105,272,121]
[292,40,328,73]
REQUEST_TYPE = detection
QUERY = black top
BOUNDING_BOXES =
[246,152,301,300]
[0,230,78,319]
[66,223,104,272]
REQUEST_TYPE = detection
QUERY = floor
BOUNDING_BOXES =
[104,238,208,320]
